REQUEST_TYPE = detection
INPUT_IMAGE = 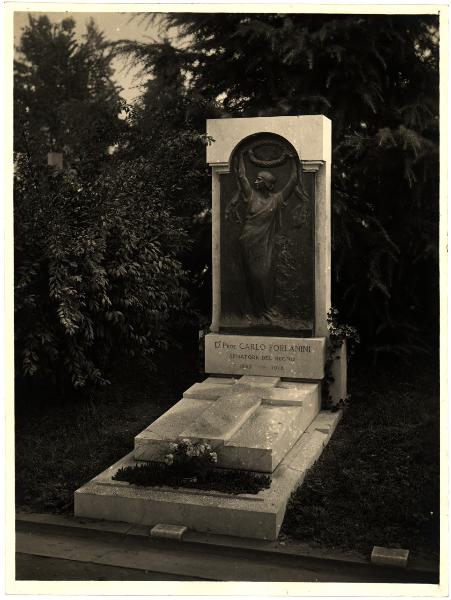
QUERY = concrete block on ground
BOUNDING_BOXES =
[150,524,188,540]
[371,546,410,568]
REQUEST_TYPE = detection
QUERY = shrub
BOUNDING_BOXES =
[14,154,190,393]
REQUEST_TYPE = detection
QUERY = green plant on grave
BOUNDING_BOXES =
[322,308,360,410]
[328,308,360,355]
[164,438,218,477]
[113,461,271,494]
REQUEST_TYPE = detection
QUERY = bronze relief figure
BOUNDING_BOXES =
[220,133,314,335]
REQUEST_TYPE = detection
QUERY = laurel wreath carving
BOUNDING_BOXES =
[248,142,292,167]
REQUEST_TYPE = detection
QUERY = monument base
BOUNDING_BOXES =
[75,409,341,541]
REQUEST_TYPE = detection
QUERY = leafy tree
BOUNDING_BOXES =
[124,13,439,357]
[14,16,216,397]
[14,15,124,174]
[14,152,190,395]
[112,38,223,318]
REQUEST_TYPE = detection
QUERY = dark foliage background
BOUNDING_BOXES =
[14,12,440,397]
[131,13,439,359]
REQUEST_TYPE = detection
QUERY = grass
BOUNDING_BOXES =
[281,357,440,559]
[15,354,196,513]
[15,353,439,559]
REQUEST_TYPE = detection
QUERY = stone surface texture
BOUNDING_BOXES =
[74,409,342,541]
[205,333,326,379]
[134,375,320,473]
[179,390,262,443]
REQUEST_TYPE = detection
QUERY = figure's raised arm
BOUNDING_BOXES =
[234,150,252,201]
[281,153,299,202]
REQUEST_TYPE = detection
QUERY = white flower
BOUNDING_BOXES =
[168,442,178,451]
[164,453,174,466]
[210,452,218,463]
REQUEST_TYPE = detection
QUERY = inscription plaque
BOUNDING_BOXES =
[205,333,325,379]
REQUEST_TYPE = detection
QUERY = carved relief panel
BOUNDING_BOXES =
[219,132,315,336]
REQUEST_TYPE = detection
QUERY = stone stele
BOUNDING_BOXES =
[75,115,346,541]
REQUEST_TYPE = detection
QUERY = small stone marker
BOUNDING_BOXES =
[371,546,410,568]
[47,152,63,170]
[150,524,188,540]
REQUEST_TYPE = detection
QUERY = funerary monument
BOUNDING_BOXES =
[75,115,346,540]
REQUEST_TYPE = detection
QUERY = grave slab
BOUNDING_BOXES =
[134,377,320,471]
[75,409,342,541]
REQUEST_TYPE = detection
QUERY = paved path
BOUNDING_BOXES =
[16,554,200,581]
[15,514,439,583]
